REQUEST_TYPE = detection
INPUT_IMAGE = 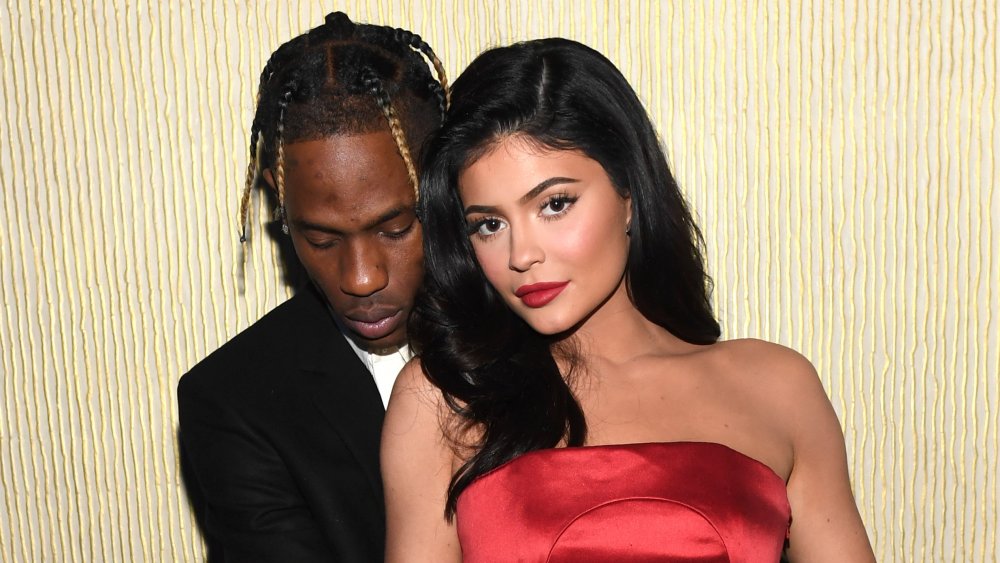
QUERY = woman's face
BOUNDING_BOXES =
[458,137,632,335]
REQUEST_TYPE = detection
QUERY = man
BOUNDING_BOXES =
[178,12,447,562]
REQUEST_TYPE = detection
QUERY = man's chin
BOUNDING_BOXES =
[347,331,406,354]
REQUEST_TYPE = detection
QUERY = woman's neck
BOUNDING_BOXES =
[559,278,693,367]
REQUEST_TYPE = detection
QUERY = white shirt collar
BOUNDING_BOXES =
[335,319,411,409]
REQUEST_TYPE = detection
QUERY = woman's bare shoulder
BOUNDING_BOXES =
[384,357,469,462]
[707,338,824,390]
[392,357,443,396]
[702,339,836,438]
[385,358,455,440]
[383,357,464,562]
[389,358,455,418]
[709,337,810,365]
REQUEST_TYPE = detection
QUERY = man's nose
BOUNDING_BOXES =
[339,239,389,297]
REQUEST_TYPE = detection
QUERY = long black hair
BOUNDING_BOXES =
[409,38,721,517]
[239,11,448,241]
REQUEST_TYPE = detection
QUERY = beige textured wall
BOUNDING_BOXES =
[0,1,996,561]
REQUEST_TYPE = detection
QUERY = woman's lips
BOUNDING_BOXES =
[515,281,569,308]
[343,309,403,340]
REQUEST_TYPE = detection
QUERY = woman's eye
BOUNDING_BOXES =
[540,195,577,217]
[479,218,504,235]
[471,217,506,237]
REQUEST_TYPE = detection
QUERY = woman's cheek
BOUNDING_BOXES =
[473,243,507,289]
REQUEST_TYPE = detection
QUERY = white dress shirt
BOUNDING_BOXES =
[340,332,411,409]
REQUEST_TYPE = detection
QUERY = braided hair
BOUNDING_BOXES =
[238,11,448,241]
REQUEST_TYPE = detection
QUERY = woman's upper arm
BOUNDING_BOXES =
[381,359,462,563]
[780,355,875,562]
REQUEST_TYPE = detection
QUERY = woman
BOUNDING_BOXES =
[382,38,874,562]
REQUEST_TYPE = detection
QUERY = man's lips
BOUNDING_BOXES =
[514,281,569,308]
[342,308,403,340]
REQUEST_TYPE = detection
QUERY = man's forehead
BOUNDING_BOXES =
[291,196,415,231]
[284,135,409,182]
[283,133,400,165]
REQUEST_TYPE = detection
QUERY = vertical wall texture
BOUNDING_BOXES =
[0,1,996,561]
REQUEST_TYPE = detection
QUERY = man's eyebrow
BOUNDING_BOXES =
[365,206,408,230]
[464,177,580,215]
[293,206,411,234]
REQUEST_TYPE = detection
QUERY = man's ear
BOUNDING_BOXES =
[261,168,277,196]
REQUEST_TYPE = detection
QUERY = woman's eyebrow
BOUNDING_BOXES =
[463,177,580,215]
[518,177,580,204]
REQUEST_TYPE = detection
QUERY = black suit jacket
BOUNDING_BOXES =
[178,285,386,562]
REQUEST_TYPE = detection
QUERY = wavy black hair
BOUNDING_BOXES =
[409,38,721,517]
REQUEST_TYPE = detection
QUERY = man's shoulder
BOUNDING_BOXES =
[178,289,330,397]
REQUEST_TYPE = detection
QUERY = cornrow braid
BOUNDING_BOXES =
[237,128,261,242]
[274,87,295,234]
[237,11,447,243]
[238,53,290,241]
[361,67,419,197]
[390,26,450,108]
[426,78,448,120]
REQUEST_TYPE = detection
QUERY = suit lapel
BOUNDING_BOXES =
[293,287,386,499]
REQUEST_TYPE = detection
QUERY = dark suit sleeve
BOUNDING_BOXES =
[178,374,335,563]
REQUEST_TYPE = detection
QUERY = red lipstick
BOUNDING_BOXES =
[515,281,569,308]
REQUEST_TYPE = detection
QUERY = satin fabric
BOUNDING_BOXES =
[456,442,790,562]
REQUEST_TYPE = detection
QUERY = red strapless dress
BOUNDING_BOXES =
[456,442,790,562]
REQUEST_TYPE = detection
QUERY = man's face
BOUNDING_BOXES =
[268,133,424,351]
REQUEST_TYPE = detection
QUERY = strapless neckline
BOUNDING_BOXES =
[456,441,791,562]
[462,441,785,496]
